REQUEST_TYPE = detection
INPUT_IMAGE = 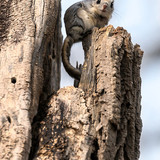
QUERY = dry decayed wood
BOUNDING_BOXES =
[32,26,143,160]
[0,0,62,159]
[0,1,143,159]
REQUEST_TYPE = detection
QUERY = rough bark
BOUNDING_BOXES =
[32,26,143,160]
[0,0,62,159]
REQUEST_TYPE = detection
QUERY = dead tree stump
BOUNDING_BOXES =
[0,0,62,159]
[32,26,143,160]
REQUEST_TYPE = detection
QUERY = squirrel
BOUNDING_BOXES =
[62,0,114,80]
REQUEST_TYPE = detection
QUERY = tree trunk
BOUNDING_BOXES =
[0,0,143,159]
[31,26,143,160]
[0,0,62,159]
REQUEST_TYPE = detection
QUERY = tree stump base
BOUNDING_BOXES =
[31,26,143,160]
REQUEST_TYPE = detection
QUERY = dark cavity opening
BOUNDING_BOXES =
[11,77,16,84]
[91,138,99,160]
[7,116,11,123]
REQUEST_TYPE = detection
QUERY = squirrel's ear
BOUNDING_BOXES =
[110,1,114,8]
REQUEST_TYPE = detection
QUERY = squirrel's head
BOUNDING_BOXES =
[92,0,114,18]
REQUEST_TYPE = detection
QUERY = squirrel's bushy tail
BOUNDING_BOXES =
[62,36,81,80]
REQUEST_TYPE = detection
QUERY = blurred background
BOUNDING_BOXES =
[61,0,160,159]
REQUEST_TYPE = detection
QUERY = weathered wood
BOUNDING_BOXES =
[33,26,143,160]
[80,26,143,160]
[0,0,62,159]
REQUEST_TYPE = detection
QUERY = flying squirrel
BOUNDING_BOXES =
[62,0,114,80]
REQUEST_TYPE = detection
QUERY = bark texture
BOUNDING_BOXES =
[33,26,143,160]
[0,0,62,159]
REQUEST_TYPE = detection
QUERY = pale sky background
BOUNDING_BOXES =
[61,0,160,159]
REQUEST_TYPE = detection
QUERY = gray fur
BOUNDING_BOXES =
[64,2,84,33]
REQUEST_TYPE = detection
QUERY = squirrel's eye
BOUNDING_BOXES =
[96,0,101,4]
[110,2,114,8]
